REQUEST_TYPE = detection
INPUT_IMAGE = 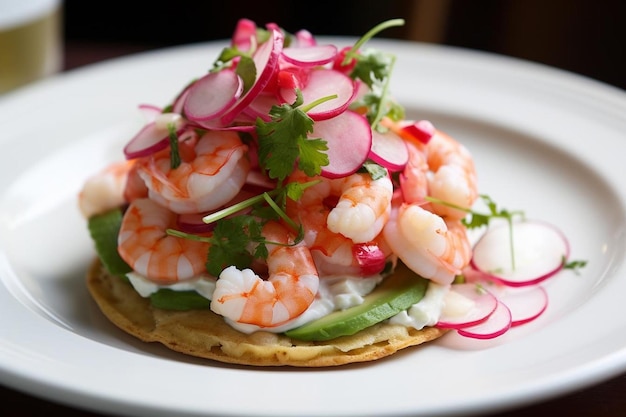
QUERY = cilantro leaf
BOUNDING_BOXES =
[235,55,256,93]
[256,90,329,181]
[205,216,264,276]
[350,50,391,88]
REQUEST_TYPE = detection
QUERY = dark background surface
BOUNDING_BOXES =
[3,0,626,416]
[61,0,625,90]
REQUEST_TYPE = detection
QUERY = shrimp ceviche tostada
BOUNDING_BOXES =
[79,18,581,367]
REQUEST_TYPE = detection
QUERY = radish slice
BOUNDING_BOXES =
[279,69,356,121]
[137,104,162,122]
[491,285,549,326]
[400,120,435,144]
[171,83,191,115]
[310,111,371,179]
[281,45,338,67]
[243,92,280,121]
[231,18,257,50]
[457,300,512,339]
[471,220,570,287]
[276,67,310,90]
[352,242,386,276]
[184,70,243,121]
[294,29,316,47]
[220,25,284,125]
[436,283,498,329]
[368,129,409,172]
[123,122,170,159]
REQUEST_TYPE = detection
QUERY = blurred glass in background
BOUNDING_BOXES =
[0,0,63,94]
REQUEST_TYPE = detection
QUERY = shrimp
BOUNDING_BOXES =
[399,140,430,206]
[210,221,319,327]
[425,130,478,220]
[136,129,250,214]
[117,198,211,284]
[286,171,392,276]
[78,160,135,219]
[327,172,393,243]
[382,203,471,285]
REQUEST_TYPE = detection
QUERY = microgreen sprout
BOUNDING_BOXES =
[426,194,524,270]
[342,18,406,130]
[167,123,181,169]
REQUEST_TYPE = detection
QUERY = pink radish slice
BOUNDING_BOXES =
[123,122,170,159]
[279,69,356,121]
[332,46,358,74]
[137,104,162,121]
[310,110,372,179]
[352,242,386,276]
[281,45,338,67]
[245,169,276,190]
[471,220,570,287]
[457,300,512,339]
[436,283,498,329]
[243,92,281,121]
[294,29,316,47]
[172,84,191,115]
[400,120,435,144]
[276,67,310,90]
[368,129,409,172]
[231,18,257,50]
[184,70,243,121]
[177,212,217,234]
[188,113,256,132]
[220,25,284,125]
[491,285,549,326]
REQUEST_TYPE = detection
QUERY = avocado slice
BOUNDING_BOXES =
[284,262,429,341]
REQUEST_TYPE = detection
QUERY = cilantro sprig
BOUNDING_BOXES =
[256,89,336,182]
[341,18,406,129]
[167,180,319,275]
[211,42,259,93]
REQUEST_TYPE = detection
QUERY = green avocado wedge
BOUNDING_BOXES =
[284,262,429,341]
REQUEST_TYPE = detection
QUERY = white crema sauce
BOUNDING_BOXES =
[127,270,451,334]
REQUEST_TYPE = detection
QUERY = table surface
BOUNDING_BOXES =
[2,40,626,417]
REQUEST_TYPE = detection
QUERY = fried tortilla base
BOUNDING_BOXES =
[87,258,446,367]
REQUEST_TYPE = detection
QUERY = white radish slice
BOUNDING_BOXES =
[171,83,191,115]
[294,29,316,47]
[457,300,512,339]
[137,104,162,122]
[491,285,549,326]
[243,92,280,121]
[220,25,284,125]
[310,111,371,179]
[436,283,498,329]
[471,221,570,287]
[123,122,170,159]
[279,69,356,121]
[184,70,243,121]
[399,120,435,144]
[281,45,338,67]
[368,129,409,172]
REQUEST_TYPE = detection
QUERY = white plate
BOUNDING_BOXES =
[0,38,625,417]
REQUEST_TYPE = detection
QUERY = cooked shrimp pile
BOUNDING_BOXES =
[78,18,479,330]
